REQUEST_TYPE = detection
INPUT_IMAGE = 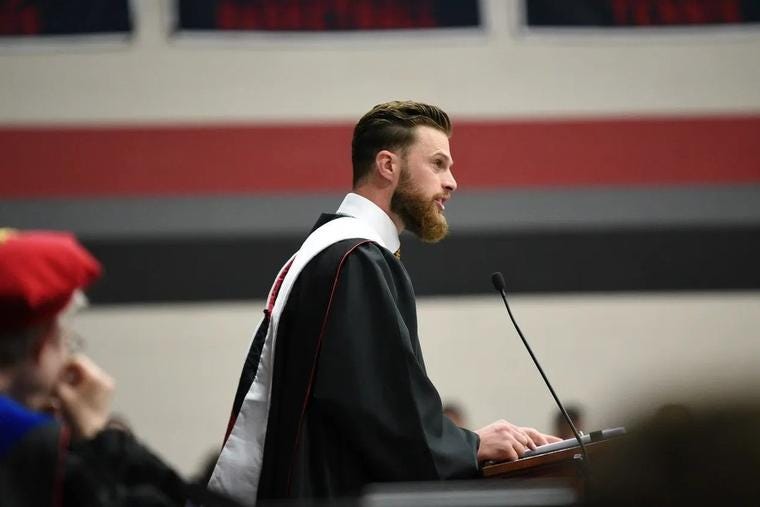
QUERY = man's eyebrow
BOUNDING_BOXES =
[431,151,453,162]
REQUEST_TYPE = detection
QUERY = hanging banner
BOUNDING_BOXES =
[176,0,481,32]
[524,0,760,28]
[0,0,132,37]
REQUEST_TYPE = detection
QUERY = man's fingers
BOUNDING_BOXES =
[507,425,537,450]
[476,419,562,463]
[523,427,548,447]
[518,433,536,450]
[528,435,544,447]
[504,432,532,458]
[504,442,522,461]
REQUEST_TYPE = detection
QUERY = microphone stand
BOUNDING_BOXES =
[491,272,592,492]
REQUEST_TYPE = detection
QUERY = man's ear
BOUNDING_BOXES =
[374,150,400,184]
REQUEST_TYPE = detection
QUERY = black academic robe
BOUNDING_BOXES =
[233,214,480,502]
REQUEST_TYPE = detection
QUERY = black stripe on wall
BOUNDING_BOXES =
[83,226,760,304]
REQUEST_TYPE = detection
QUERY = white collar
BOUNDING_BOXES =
[335,193,401,254]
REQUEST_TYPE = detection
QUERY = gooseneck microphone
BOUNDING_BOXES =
[490,272,589,466]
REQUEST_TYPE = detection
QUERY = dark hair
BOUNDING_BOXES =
[442,402,464,417]
[554,405,584,427]
[351,101,452,186]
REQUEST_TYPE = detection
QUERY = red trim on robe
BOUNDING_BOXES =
[285,240,373,495]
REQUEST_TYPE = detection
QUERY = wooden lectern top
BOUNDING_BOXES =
[481,437,622,481]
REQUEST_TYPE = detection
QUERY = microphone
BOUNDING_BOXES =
[490,272,589,466]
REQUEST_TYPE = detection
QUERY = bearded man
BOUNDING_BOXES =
[209,101,559,506]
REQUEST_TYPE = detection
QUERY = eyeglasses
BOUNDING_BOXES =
[62,328,86,355]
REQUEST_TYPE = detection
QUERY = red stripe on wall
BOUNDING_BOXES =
[1,115,759,198]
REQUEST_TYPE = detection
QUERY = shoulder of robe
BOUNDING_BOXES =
[332,240,397,278]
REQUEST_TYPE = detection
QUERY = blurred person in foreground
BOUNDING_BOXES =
[553,405,585,441]
[442,402,468,428]
[586,400,760,506]
[210,101,560,505]
[0,229,235,507]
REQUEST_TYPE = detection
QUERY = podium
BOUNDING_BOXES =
[481,437,623,493]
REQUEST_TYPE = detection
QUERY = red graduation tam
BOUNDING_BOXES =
[0,229,102,331]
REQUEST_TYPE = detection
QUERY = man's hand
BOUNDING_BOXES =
[475,420,561,463]
[54,355,115,439]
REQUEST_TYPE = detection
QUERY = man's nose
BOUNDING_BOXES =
[443,169,457,193]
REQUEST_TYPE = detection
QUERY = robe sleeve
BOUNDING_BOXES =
[311,244,480,481]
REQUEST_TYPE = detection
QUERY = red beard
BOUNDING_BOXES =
[391,167,449,243]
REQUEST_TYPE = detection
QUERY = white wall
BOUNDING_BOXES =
[74,292,760,477]
[1,0,759,124]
